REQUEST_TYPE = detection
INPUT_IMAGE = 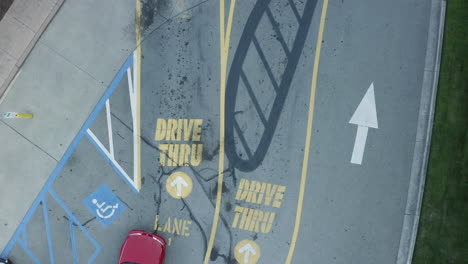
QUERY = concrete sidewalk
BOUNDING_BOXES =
[0,0,137,251]
[0,0,64,99]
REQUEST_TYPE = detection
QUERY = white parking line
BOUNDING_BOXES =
[105,99,115,158]
[86,128,138,190]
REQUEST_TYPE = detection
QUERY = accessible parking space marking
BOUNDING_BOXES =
[1,54,140,263]
[84,53,141,193]
[83,184,127,227]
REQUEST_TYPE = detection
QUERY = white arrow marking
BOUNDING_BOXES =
[349,83,378,165]
[239,243,256,263]
[170,176,189,197]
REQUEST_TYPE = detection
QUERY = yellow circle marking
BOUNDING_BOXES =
[166,171,192,199]
[234,240,260,264]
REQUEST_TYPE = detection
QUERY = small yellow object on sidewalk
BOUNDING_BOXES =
[3,112,33,119]
[15,113,33,118]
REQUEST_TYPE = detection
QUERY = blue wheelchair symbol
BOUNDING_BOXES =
[83,184,126,227]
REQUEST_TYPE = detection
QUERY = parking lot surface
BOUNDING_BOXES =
[3,0,437,263]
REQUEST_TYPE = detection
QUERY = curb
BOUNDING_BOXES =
[396,0,447,263]
[0,0,65,102]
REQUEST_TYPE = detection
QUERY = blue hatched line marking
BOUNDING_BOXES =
[17,227,27,246]
[16,239,40,264]
[49,188,101,264]
[69,213,78,264]
[1,54,134,262]
[41,196,55,264]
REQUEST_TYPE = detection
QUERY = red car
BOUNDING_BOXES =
[118,230,166,264]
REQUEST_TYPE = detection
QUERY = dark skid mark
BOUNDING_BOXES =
[141,0,172,30]
[115,194,134,211]
[225,0,318,172]
[63,216,96,227]
[187,166,234,262]
[151,162,223,259]
[218,210,234,262]
[181,198,208,255]
[210,246,229,262]
[141,0,158,30]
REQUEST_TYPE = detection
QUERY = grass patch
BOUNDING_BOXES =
[412,0,468,263]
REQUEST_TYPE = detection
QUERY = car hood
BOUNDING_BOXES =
[119,234,165,264]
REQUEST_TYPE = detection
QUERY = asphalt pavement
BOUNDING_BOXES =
[0,0,443,263]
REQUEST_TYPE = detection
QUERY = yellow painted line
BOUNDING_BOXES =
[204,0,236,263]
[285,0,329,263]
[224,0,237,56]
[135,0,142,190]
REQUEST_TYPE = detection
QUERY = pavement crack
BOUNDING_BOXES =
[203,142,220,161]
[190,166,232,182]
[153,164,167,218]
[0,119,59,162]
[181,198,208,254]
[138,0,211,45]
[63,216,96,227]
[117,196,134,211]
[82,217,96,227]
[40,42,105,87]
[115,131,125,140]
[110,112,133,132]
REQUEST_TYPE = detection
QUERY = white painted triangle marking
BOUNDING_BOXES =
[349,83,378,129]
[349,82,379,165]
